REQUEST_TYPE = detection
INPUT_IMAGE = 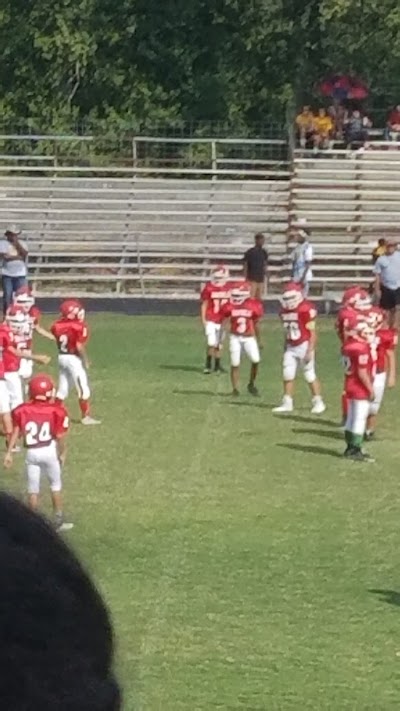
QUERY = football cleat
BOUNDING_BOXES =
[311,399,326,415]
[247,383,259,397]
[56,521,74,532]
[81,415,101,425]
[344,448,375,463]
[231,388,240,397]
[272,402,294,413]
[203,367,211,374]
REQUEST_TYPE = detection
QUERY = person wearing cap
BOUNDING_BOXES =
[0,225,28,315]
[291,226,313,296]
[373,239,400,328]
[243,233,269,299]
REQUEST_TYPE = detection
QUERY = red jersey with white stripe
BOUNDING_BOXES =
[280,300,317,346]
[221,298,263,337]
[51,319,88,356]
[0,324,14,379]
[12,400,69,450]
[200,282,233,324]
[1,324,25,374]
[342,340,376,400]
[375,328,398,373]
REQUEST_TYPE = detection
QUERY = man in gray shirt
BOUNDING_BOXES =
[373,239,400,327]
[0,225,28,315]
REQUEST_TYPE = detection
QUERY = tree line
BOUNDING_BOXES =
[1,0,400,136]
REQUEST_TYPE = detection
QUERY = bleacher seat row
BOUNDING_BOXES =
[1,149,399,297]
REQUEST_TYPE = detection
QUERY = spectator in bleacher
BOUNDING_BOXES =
[385,105,400,141]
[313,108,334,150]
[372,238,387,264]
[291,225,313,296]
[344,110,371,148]
[295,106,316,149]
[243,233,268,299]
[0,224,28,315]
[373,239,400,328]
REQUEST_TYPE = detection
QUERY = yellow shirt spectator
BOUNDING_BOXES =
[315,109,333,136]
[296,106,315,132]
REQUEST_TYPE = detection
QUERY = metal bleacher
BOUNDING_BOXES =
[290,144,400,297]
[0,135,290,296]
[3,134,400,300]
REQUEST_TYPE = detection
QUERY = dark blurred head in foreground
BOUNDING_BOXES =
[0,493,121,711]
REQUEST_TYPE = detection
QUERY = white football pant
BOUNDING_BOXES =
[369,372,386,416]
[19,357,33,380]
[345,399,370,435]
[4,371,24,411]
[283,342,316,383]
[57,354,90,401]
[205,321,223,349]
[0,380,10,414]
[229,335,260,367]
[25,441,62,494]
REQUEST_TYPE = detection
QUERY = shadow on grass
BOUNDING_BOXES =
[369,589,400,607]
[226,400,277,409]
[292,427,344,441]
[173,389,219,397]
[274,413,340,427]
[160,364,204,374]
[277,442,343,459]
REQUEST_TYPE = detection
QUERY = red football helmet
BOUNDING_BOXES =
[347,315,376,344]
[29,374,55,401]
[60,299,83,320]
[365,305,385,330]
[281,281,304,310]
[231,281,251,304]
[342,286,371,311]
[211,264,230,286]
[13,285,35,313]
[6,305,26,333]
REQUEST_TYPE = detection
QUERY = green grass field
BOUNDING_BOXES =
[4,314,400,710]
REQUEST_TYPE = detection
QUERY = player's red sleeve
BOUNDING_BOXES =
[77,323,89,344]
[255,301,264,319]
[54,405,69,436]
[200,284,210,302]
[220,303,231,320]
[31,306,41,324]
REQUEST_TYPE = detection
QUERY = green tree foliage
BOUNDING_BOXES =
[0,0,399,134]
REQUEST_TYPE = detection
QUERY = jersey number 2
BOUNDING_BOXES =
[25,421,51,446]
[59,334,69,353]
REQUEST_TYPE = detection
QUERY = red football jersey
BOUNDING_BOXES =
[12,400,69,449]
[2,324,23,374]
[375,328,398,373]
[200,282,232,324]
[0,324,14,379]
[342,340,375,400]
[280,300,317,346]
[335,306,356,343]
[51,319,88,355]
[221,298,263,336]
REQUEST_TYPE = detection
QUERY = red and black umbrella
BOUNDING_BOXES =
[318,74,369,101]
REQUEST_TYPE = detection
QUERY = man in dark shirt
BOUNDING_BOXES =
[243,233,268,299]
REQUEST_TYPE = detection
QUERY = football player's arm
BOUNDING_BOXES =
[7,345,50,365]
[34,323,56,340]
[56,434,67,466]
[200,300,208,327]
[76,341,90,369]
[305,320,316,360]
[357,366,374,399]
[4,425,20,468]
[386,348,396,388]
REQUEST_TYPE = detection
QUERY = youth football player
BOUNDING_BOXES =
[200,264,232,373]
[272,282,325,414]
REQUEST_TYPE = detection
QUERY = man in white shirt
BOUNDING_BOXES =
[291,228,313,296]
[0,225,28,315]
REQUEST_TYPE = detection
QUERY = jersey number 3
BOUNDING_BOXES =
[25,421,51,446]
